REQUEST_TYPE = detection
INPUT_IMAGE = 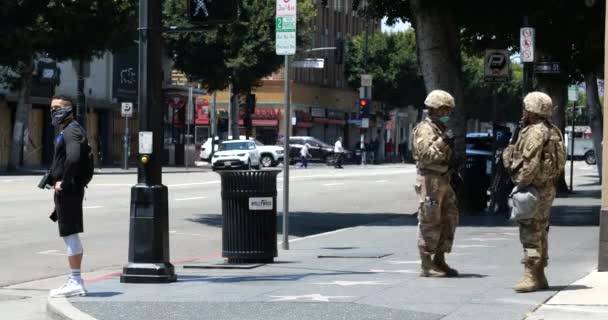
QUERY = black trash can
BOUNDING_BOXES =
[217,169,281,263]
[461,155,490,212]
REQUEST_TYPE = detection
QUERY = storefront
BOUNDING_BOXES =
[294,110,313,136]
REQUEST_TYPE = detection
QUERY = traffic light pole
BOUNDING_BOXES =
[121,0,176,283]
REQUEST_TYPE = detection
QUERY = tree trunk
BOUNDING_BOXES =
[7,60,34,171]
[536,75,569,193]
[585,71,603,182]
[230,82,240,140]
[409,0,466,159]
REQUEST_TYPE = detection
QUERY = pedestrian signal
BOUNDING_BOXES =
[187,0,238,25]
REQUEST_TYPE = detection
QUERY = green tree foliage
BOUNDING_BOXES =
[164,0,316,93]
[0,0,136,171]
[344,30,425,110]
[0,0,137,87]
[344,30,523,123]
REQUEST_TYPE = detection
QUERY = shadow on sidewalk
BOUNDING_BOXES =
[546,284,592,292]
[188,204,599,239]
[177,270,377,284]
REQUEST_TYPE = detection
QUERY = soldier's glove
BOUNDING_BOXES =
[442,130,455,144]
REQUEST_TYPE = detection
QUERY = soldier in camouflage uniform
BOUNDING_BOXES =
[503,92,566,293]
[412,90,459,278]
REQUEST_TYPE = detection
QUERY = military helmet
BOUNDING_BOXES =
[523,92,553,117]
[424,90,455,109]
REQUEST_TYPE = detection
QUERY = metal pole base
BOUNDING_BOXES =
[121,184,176,283]
[120,262,177,283]
[599,208,608,272]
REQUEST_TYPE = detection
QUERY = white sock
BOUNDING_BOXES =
[70,269,82,284]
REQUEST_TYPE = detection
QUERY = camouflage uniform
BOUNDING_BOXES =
[503,91,565,292]
[413,90,459,277]
[413,118,459,255]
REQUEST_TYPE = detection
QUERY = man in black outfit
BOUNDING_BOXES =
[48,95,89,297]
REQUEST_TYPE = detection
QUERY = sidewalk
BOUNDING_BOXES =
[527,271,608,320]
[47,212,599,320]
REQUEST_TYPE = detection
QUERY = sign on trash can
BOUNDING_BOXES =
[249,197,273,210]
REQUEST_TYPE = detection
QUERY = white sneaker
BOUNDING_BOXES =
[49,278,87,298]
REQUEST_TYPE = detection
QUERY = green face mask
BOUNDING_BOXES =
[439,116,450,124]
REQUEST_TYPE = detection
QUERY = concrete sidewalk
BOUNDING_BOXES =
[527,271,608,320]
[46,212,599,320]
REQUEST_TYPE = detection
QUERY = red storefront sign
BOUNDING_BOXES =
[195,99,210,125]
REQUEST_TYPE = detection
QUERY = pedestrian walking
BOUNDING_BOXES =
[385,139,394,162]
[334,137,344,169]
[412,90,459,278]
[502,92,566,293]
[47,95,93,298]
[299,143,311,168]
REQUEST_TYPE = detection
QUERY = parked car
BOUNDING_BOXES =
[201,136,284,167]
[212,140,261,171]
[282,136,352,165]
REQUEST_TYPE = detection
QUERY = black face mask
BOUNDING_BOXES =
[51,107,73,127]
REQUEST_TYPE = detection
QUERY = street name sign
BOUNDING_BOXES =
[276,0,297,55]
[534,62,560,74]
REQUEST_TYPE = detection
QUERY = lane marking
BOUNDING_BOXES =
[168,181,220,187]
[309,280,389,287]
[36,250,65,256]
[370,269,417,274]
[84,206,104,209]
[323,183,345,187]
[278,226,354,246]
[92,183,131,187]
[375,180,389,183]
[174,196,207,201]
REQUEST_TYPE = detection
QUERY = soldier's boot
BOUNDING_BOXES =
[514,260,542,293]
[433,252,459,277]
[419,250,447,278]
[537,266,549,290]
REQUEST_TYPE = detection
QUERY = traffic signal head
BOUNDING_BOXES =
[359,98,370,118]
[187,0,238,25]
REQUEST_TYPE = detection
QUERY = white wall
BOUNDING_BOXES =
[54,52,113,102]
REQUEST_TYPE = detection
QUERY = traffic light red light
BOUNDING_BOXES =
[359,98,370,118]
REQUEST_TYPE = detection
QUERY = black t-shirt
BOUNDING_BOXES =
[49,121,86,189]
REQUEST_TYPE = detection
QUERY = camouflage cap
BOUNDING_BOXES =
[524,92,553,117]
[424,90,455,109]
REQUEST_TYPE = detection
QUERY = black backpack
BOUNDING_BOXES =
[68,122,95,187]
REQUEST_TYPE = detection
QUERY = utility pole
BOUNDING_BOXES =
[76,60,87,131]
[121,0,176,283]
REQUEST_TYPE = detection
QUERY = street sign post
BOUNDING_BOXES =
[568,85,578,192]
[276,0,297,251]
[520,28,535,63]
[121,102,133,170]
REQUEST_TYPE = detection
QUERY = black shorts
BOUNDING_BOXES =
[54,187,85,237]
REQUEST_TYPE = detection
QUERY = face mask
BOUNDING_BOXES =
[51,107,73,126]
[438,116,450,124]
